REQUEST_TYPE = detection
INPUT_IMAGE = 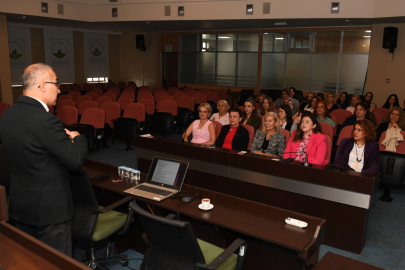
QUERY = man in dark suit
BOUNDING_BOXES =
[0,63,88,256]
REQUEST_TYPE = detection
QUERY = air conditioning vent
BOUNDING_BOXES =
[58,3,64,15]
[109,0,118,2]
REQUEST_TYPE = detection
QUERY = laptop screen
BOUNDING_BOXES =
[146,157,189,190]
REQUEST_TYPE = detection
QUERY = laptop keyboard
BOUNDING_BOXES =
[134,185,173,196]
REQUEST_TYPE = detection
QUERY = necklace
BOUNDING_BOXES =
[355,143,365,167]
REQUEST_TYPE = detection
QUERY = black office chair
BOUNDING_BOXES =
[151,112,173,137]
[129,201,247,270]
[70,170,135,269]
[235,89,254,106]
[177,107,194,134]
[113,118,140,151]
[379,151,405,202]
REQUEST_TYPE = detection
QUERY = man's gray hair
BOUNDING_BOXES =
[21,63,53,90]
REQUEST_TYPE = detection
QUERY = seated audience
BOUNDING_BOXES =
[285,97,294,111]
[279,104,297,134]
[258,97,274,116]
[346,94,360,114]
[289,87,296,98]
[342,102,376,129]
[316,93,325,100]
[288,87,299,114]
[303,97,317,113]
[326,93,339,113]
[242,98,261,130]
[283,111,329,165]
[314,100,335,128]
[183,103,216,145]
[250,112,286,158]
[293,111,303,124]
[258,94,267,104]
[376,106,405,142]
[335,120,380,173]
[336,92,350,110]
[382,94,400,109]
[210,100,230,125]
[215,108,249,151]
[364,92,374,105]
[274,89,290,109]
[299,92,314,112]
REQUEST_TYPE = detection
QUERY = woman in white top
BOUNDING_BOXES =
[210,100,230,126]
[303,97,317,113]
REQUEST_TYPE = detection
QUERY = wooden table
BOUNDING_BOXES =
[0,186,88,270]
[83,160,325,270]
[133,136,379,254]
[313,252,385,270]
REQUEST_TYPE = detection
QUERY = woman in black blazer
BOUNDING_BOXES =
[215,108,249,151]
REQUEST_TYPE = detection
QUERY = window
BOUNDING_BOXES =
[87,77,108,83]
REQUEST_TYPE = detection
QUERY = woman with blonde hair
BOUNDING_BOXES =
[346,94,360,114]
[210,99,230,125]
[250,112,286,158]
[326,92,339,113]
[376,106,405,142]
[182,103,216,145]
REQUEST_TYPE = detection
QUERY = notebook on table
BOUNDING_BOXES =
[124,156,189,201]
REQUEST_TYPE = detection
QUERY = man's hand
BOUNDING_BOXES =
[65,129,80,140]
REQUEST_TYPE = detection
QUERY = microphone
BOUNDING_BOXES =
[218,77,231,92]
[282,150,312,167]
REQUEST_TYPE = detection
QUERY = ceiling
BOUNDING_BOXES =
[4,12,405,33]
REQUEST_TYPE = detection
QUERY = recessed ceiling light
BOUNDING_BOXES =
[363,36,371,38]
[363,45,366,46]
[275,37,284,40]
[365,30,371,32]
[218,37,231,39]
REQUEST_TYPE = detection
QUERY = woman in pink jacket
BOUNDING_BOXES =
[283,111,329,165]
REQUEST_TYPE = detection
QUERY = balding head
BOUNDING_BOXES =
[22,63,53,91]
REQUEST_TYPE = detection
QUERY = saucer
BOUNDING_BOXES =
[198,204,214,211]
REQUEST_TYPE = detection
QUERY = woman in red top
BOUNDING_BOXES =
[215,108,250,151]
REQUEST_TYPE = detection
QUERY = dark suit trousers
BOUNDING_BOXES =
[15,220,72,256]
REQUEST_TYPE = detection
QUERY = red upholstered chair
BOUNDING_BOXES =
[152,86,166,95]
[255,103,260,109]
[153,100,178,136]
[326,135,332,163]
[82,83,94,92]
[158,100,178,116]
[49,106,54,114]
[0,102,9,118]
[117,97,133,111]
[239,106,244,112]
[59,84,69,94]
[154,91,169,102]
[187,89,197,97]
[318,122,333,141]
[124,103,145,122]
[370,103,377,111]
[242,124,255,151]
[103,92,117,102]
[121,90,136,97]
[137,93,154,101]
[258,115,263,129]
[183,88,195,94]
[76,108,105,150]
[101,102,121,147]
[85,92,99,101]
[114,103,146,150]
[373,112,382,127]
[107,82,117,89]
[331,109,352,125]
[118,81,127,90]
[330,114,338,136]
[373,108,390,119]
[70,83,82,92]
[78,101,98,115]
[57,95,73,102]
[337,125,354,145]
[95,83,107,90]
[178,96,194,111]
[96,96,112,108]
[206,91,219,103]
[91,88,104,97]
[138,86,151,93]
[167,87,180,95]
[156,95,174,110]
[281,129,290,143]
[378,130,405,153]
[75,95,92,108]
[128,81,137,88]
[177,96,195,134]
[199,89,211,94]
[57,106,78,125]
[138,99,155,115]
[68,91,82,101]
[56,99,75,113]
[215,89,228,101]
[106,87,120,98]
[210,120,222,139]
[120,93,135,102]
[193,93,207,104]
[123,86,136,93]
[173,92,187,101]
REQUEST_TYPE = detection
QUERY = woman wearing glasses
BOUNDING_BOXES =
[182,103,216,146]
[314,100,335,128]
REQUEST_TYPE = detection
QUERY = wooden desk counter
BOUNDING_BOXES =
[133,136,379,254]
[84,160,325,270]
[313,252,385,270]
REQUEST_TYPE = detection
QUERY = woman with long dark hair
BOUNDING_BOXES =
[336,92,350,110]
[342,102,376,129]
[241,98,261,130]
[278,104,297,134]
[382,94,400,109]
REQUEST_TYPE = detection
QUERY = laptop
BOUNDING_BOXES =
[124,156,189,201]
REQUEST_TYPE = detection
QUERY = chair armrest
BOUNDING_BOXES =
[165,213,178,220]
[196,238,247,270]
[91,196,134,214]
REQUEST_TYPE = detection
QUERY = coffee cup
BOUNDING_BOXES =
[202,198,210,209]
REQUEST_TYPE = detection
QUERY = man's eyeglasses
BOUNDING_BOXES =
[38,82,61,88]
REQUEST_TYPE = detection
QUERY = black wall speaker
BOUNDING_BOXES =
[383,27,398,50]
[136,35,146,51]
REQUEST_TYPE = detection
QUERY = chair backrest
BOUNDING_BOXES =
[156,95,174,110]
[91,88,104,97]
[173,92,187,101]
[239,105,244,112]
[129,201,206,268]
[75,95,92,107]
[337,125,353,145]
[78,101,98,115]
[215,89,228,101]
[330,114,338,135]
[379,130,405,153]
[158,100,178,116]
[80,108,105,129]
[258,114,263,129]
[255,103,260,109]
[170,89,183,97]
[117,97,133,111]
[101,102,121,128]
[373,108,390,119]
[183,87,195,94]
[138,86,151,93]
[57,106,78,125]
[187,89,197,97]
[82,83,94,92]
[379,151,405,186]
[123,86,136,94]
[326,135,332,163]
[107,82,117,88]
[318,122,333,140]
[138,98,155,115]
[198,88,211,94]
[59,84,69,93]
[57,95,73,102]
[152,86,166,94]
[124,103,145,122]
[137,93,154,101]
[242,124,255,151]
[0,102,9,118]
[103,92,117,102]
[154,91,169,102]
[167,87,180,95]
[118,81,127,89]
[210,120,222,139]
[205,91,219,103]
[95,83,107,90]
[68,91,82,101]
[373,112,382,127]
[120,93,135,102]
[96,96,112,108]
[85,92,99,101]
[128,81,137,88]
[106,87,120,97]
[331,109,352,125]
[193,93,207,104]
[56,99,75,112]
[177,96,194,111]
[281,129,290,143]
[70,83,82,92]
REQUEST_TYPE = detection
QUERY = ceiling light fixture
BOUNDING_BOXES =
[363,36,371,38]
[218,37,231,39]
[275,37,284,40]
[365,30,371,32]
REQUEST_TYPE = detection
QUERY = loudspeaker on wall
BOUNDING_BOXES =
[136,35,146,51]
[383,27,398,51]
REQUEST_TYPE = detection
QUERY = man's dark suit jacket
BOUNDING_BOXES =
[0,95,88,226]
[215,124,249,152]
